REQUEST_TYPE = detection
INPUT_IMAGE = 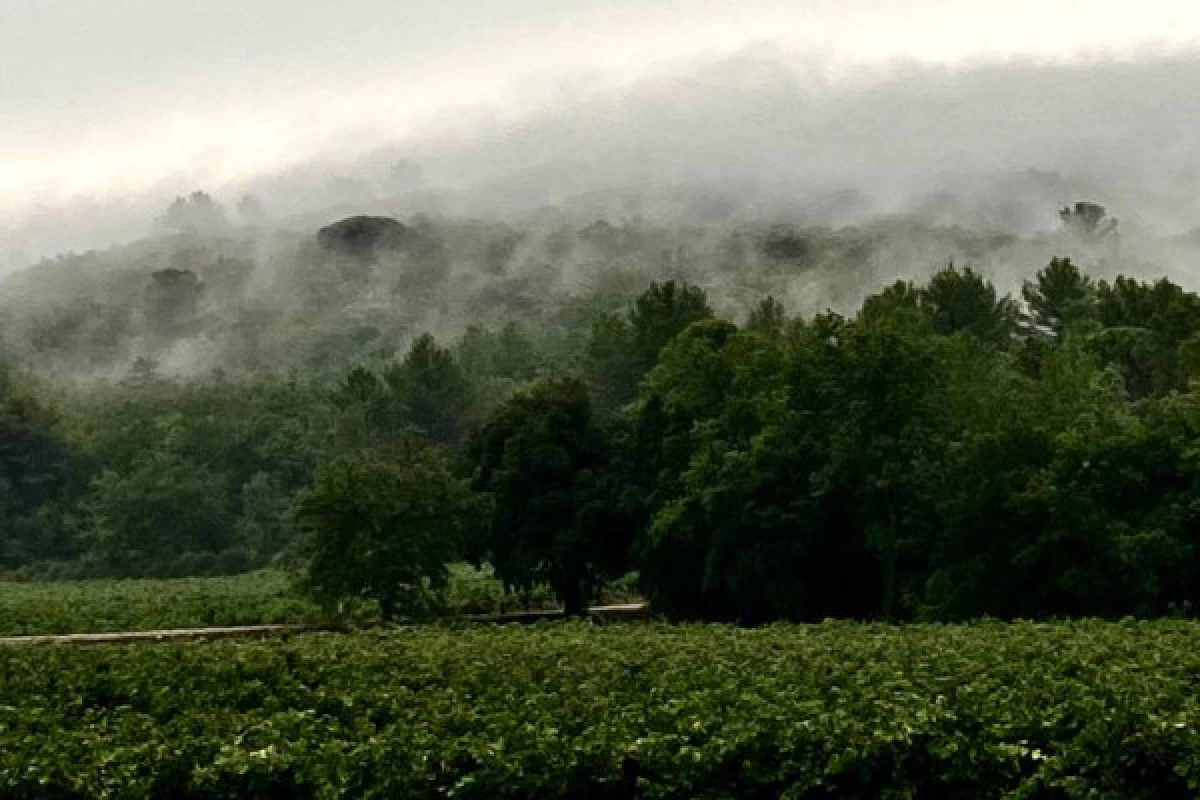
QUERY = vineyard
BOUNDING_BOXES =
[0,566,573,637]
[0,572,319,636]
[5,620,1200,798]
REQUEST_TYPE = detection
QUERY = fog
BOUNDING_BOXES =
[5,1,1200,387]
[4,1,1200,267]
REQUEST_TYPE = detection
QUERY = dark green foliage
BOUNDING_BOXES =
[456,324,540,384]
[920,263,1019,344]
[632,300,948,621]
[315,215,410,259]
[11,198,1200,626]
[28,302,132,363]
[629,280,713,367]
[745,295,787,337]
[84,443,233,567]
[624,260,1200,623]
[294,449,483,620]
[0,365,72,566]
[331,335,474,451]
[383,334,474,448]
[330,365,419,455]
[923,340,1138,619]
[7,622,1200,797]
[470,378,627,615]
[585,281,712,413]
[46,379,330,576]
[1089,275,1200,397]
[584,312,640,412]
[236,472,291,561]
[0,367,66,502]
[827,298,949,619]
[633,318,883,621]
[1022,256,1096,334]
[1095,275,1200,337]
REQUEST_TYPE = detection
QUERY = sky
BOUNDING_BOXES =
[3,0,1200,259]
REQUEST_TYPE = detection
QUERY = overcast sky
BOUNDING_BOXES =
[1,2,1197,200]
[3,1,1200,259]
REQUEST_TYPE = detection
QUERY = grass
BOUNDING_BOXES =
[0,570,321,635]
[0,564,639,636]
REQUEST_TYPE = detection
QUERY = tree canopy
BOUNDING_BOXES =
[9,203,1200,627]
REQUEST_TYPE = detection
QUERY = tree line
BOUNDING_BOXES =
[9,249,1200,622]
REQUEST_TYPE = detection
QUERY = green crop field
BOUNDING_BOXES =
[4,620,1200,798]
[0,565,579,637]
[0,571,320,636]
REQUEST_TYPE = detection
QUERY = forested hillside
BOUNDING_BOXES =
[5,198,1200,623]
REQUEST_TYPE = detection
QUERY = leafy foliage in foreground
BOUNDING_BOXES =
[5,621,1200,797]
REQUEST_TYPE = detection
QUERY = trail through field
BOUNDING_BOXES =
[0,624,320,647]
[0,603,651,646]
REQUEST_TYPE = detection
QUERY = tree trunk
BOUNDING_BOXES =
[618,756,640,799]
[882,503,899,621]
[560,575,587,618]
[379,591,396,623]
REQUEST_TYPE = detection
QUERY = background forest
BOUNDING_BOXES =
[4,196,1200,623]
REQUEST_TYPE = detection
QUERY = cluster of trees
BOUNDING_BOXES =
[292,258,1200,623]
[0,377,319,576]
[0,323,529,579]
[0,199,1073,384]
[12,200,1200,623]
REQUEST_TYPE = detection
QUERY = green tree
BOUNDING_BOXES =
[84,446,233,569]
[827,299,949,619]
[457,324,540,384]
[236,471,291,562]
[631,319,838,621]
[920,265,1018,345]
[469,378,624,615]
[1089,276,1200,397]
[860,280,923,324]
[0,364,73,566]
[330,366,408,453]
[1060,200,1117,238]
[584,312,640,413]
[384,334,474,448]
[1022,257,1096,335]
[923,338,1144,620]
[630,280,713,367]
[1096,276,1200,340]
[745,296,787,337]
[294,448,483,621]
[584,281,712,414]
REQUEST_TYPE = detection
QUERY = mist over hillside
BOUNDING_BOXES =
[17,0,1200,652]
[7,48,1200,262]
[5,38,1200,387]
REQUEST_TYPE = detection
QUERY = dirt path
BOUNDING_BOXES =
[0,603,652,647]
[0,623,320,647]
[465,602,650,624]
